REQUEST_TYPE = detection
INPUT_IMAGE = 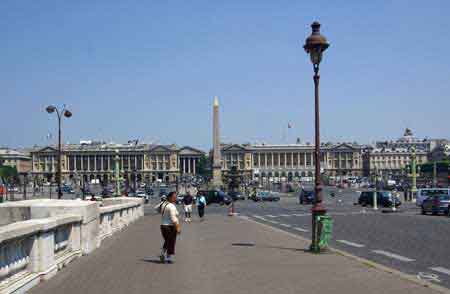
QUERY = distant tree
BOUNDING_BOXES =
[0,166,18,186]
[197,154,211,180]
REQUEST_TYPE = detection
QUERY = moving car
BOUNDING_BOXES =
[199,190,232,205]
[421,195,450,215]
[135,190,149,204]
[298,189,315,204]
[358,191,401,208]
[259,191,280,202]
[229,191,245,201]
[251,191,279,202]
[416,188,450,206]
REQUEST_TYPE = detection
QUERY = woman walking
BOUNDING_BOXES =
[197,192,207,221]
[157,191,181,263]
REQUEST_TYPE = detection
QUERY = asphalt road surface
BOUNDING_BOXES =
[222,188,450,289]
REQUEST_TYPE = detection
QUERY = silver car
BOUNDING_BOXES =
[421,194,450,215]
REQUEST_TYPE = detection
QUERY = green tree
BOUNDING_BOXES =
[0,166,19,189]
[196,154,211,180]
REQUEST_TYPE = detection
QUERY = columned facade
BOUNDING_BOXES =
[31,143,204,186]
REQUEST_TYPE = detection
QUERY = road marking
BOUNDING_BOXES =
[252,215,266,221]
[417,272,441,283]
[265,215,277,218]
[293,227,308,232]
[279,214,291,217]
[430,267,450,276]
[336,240,365,248]
[292,213,311,217]
[372,250,415,262]
[280,223,292,228]
[267,220,279,224]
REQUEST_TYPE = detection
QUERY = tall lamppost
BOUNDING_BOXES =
[303,21,329,252]
[114,150,121,197]
[410,146,417,201]
[46,105,72,199]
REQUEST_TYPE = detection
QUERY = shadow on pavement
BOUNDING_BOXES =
[141,257,165,264]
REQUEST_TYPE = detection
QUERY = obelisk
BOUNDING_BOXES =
[212,96,223,188]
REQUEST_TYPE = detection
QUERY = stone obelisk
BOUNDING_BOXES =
[212,96,223,188]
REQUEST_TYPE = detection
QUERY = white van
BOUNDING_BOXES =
[416,188,450,206]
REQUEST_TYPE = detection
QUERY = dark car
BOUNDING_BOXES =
[101,188,113,198]
[299,189,315,204]
[358,191,401,208]
[145,187,154,196]
[199,190,232,205]
[229,191,245,201]
[421,195,450,215]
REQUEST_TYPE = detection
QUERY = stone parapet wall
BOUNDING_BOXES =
[0,197,144,294]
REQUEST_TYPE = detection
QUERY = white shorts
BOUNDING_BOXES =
[184,205,192,213]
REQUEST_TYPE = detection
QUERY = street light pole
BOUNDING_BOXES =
[304,21,329,252]
[46,105,72,199]
[410,146,417,201]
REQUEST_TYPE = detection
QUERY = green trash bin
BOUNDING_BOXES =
[317,215,333,249]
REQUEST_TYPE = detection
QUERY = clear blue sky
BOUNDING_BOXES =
[1,0,449,150]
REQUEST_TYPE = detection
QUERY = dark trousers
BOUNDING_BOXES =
[160,225,177,255]
[198,205,205,218]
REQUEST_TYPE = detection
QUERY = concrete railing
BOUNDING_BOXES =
[98,199,144,242]
[0,214,82,294]
[0,197,144,294]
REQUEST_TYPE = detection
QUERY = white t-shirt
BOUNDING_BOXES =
[161,202,179,226]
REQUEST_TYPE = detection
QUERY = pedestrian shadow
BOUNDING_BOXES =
[231,242,309,253]
[141,257,165,264]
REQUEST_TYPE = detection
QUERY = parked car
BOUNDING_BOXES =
[416,188,450,206]
[7,186,19,192]
[229,191,245,201]
[298,189,315,204]
[421,195,450,215]
[358,191,401,208]
[198,190,232,205]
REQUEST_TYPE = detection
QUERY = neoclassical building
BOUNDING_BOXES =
[219,143,364,183]
[30,143,204,185]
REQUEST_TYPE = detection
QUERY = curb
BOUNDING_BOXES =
[238,215,450,294]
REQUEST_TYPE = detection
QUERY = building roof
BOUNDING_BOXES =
[0,148,31,159]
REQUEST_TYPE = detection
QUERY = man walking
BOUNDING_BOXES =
[197,192,207,221]
[183,191,194,222]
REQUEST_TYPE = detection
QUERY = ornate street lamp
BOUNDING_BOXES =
[46,105,72,199]
[303,21,329,252]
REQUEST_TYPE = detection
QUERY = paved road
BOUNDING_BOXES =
[236,188,450,289]
[29,208,442,294]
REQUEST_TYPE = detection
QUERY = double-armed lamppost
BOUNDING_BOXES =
[303,21,329,251]
[46,105,72,199]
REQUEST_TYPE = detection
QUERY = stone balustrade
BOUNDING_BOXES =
[98,198,144,242]
[0,197,144,294]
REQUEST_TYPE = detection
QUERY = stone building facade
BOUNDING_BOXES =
[219,143,364,183]
[0,148,32,174]
[364,147,428,178]
[30,143,204,184]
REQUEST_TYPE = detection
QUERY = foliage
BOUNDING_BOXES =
[0,166,18,184]
[196,154,211,179]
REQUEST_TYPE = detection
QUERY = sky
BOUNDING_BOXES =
[1,0,449,151]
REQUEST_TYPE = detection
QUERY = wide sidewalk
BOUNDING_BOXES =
[30,210,445,294]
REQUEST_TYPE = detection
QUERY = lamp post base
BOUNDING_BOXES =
[310,203,327,253]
